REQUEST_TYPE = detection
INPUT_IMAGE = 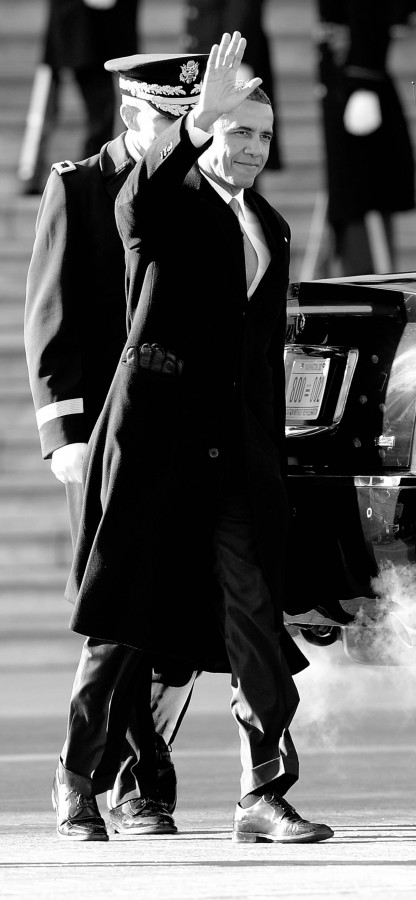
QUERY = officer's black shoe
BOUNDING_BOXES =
[109,798,177,835]
[52,770,109,841]
[155,734,177,813]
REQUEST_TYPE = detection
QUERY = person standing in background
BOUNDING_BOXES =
[315,0,415,275]
[19,0,141,194]
[181,0,282,172]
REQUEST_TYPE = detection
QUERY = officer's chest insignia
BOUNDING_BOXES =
[179,60,199,84]
[160,141,173,160]
[51,160,76,175]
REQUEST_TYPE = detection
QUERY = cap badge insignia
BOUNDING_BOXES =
[179,60,199,84]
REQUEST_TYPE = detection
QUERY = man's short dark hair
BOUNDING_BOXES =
[239,84,272,106]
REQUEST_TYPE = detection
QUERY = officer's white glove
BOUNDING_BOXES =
[343,90,382,135]
[51,443,88,484]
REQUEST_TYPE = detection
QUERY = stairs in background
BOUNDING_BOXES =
[0,1,416,665]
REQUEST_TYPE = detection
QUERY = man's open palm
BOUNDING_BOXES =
[197,31,262,124]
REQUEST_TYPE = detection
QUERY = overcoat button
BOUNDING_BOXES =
[208,448,219,458]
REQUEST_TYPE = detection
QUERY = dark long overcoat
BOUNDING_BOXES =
[66,117,308,677]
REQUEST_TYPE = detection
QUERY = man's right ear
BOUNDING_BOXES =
[120,104,139,131]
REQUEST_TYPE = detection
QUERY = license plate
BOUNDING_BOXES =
[285,357,330,420]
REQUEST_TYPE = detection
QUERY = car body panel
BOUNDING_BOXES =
[283,274,416,665]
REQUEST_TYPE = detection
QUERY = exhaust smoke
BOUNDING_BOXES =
[293,561,416,747]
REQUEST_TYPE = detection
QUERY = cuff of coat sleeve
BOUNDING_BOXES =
[39,414,88,459]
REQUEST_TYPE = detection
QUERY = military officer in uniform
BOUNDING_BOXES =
[25,52,209,839]
[65,32,334,844]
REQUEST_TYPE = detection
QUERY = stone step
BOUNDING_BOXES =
[0,565,68,587]
[0,470,64,492]
[0,478,68,519]
[0,582,68,605]
[0,530,72,569]
[0,591,71,627]
[0,195,39,239]
[0,449,48,475]
[0,404,36,431]
[0,437,61,471]
[0,510,68,536]
[0,634,83,670]
[0,565,71,604]
[0,314,25,333]
[0,488,69,517]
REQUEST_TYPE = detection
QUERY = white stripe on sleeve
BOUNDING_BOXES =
[36,398,84,428]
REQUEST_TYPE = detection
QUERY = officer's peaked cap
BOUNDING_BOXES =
[105,53,208,118]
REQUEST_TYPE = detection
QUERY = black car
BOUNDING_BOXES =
[283,273,416,666]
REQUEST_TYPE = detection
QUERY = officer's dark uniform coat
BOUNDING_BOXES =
[66,117,308,677]
[25,135,135,459]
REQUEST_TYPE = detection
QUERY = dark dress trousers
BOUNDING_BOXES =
[65,116,308,796]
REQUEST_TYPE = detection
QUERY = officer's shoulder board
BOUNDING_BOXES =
[51,160,77,175]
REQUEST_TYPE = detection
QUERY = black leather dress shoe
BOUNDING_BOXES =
[52,770,109,840]
[109,798,177,835]
[155,735,177,814]
[233,793,334,844]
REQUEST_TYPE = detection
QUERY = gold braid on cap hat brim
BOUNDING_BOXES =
[121,94,198,116]
[119,77,202,98]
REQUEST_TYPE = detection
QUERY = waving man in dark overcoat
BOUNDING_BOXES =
[66,32,334,844]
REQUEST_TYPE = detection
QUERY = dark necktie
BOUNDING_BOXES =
[229,197,258,291]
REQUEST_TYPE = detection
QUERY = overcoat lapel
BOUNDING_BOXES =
[244,189,289,307]
[184,166,248,296]
[246,189,279,256]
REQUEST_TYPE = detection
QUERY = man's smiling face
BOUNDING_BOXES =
[200,99,274,193]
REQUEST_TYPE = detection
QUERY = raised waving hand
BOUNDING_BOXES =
[193,32,262,132]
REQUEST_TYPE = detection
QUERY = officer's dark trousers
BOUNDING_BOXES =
[60,644,197,803]
[212,492,300,800]
[61,484,199,806]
